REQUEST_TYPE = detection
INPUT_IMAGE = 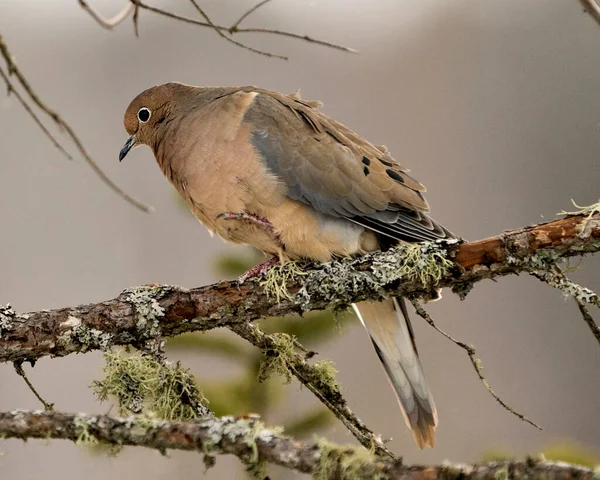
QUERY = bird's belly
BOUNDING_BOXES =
[186,190,371,262]
[265,198,371,262]
[185,194,282,254]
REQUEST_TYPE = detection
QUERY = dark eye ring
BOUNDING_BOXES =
[137,107,151,123]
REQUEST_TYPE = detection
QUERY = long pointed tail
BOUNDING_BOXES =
[353,297,437,448]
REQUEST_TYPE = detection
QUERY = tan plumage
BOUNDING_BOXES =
[120,82,456,448]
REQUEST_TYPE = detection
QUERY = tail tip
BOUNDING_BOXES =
[413,425,436,449]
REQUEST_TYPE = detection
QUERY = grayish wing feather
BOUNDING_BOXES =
[243,91,455,243]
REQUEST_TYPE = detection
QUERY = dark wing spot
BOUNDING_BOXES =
[416,191,425,201]
[386,168,404,183]
[363,166,370,176]
[378,157,394,167]
[362,156,371,166]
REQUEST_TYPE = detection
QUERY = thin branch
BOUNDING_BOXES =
[1,213,597,365]
[526,265,599,310]
[230,0,274,31]
[132,1,140,37]
[0,410,595,479]
[78,0,135,30]
[0,65,74,161]
[409,299,542,430]
[580,0,600,26]
[0,34,152,213]
[229,322,393,459]
[575,299,600,345]
[130,0,358,55]
[13,361,54,411]
[187,0,287,60]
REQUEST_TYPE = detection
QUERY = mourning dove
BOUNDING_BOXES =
[119,82,455,449]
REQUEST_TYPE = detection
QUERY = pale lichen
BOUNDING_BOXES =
[92,351,208,421]
[202,416,280,478]
[313,439,383,480]
[56,320,113,352]
[295,240,458,310]
[257,333,297,383]
[0,304,15,337]
[494,464,509,480]
[260,261,308,302]
[122,285,170,337]
[312,360,340,394]
[74,415,99,446]
[559,199,600,220]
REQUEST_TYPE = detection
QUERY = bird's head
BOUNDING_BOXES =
[119,82,189,161]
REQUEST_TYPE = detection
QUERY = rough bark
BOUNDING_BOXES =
[0,410,595,479]
[1,213,598,364]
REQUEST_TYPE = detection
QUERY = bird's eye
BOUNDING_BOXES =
[137,107,151,123]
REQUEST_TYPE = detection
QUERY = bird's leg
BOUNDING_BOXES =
[216,212,279,236]
[238,256,279,284]
[216,211,284,283]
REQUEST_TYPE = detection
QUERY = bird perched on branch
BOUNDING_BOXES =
[119,82,455,448]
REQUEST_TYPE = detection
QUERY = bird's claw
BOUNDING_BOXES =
[237,257,279,284]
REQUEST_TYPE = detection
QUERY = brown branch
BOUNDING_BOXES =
[0,65,73,161]
[580,0,600,26]
[409,299,542,430]
[187,0,287,60]
[0,34,152,213]
[1,213,597,365]
[230,0,274,31]
[130,0,358,55]
[0,410,595,479]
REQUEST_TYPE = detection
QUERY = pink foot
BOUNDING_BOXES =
[238,257,279,284]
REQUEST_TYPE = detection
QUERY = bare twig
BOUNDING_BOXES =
[132,1,140,37]
[575,300,600,346]
[409,299,542,430]
[229,322,393,459]
[0,410,595,479]
[13,361,54,411]
[0,65,73,160]
[0,34,152,213]
[580,0,600,26]
[188,0,287,60]
[130,0,357,55]
[230,0,274,31]
[78,0,135,30]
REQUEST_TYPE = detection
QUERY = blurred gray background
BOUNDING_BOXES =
[1,0,599,478]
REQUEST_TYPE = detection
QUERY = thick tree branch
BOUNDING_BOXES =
[2,212,597,455]
[1,212,598,365]
[0,410,595,479]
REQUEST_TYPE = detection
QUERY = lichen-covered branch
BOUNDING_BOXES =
[0,410,595,480]
[1,212,598,365]
[229,322,393,458]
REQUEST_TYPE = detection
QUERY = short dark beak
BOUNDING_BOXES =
[119,135,136,162]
